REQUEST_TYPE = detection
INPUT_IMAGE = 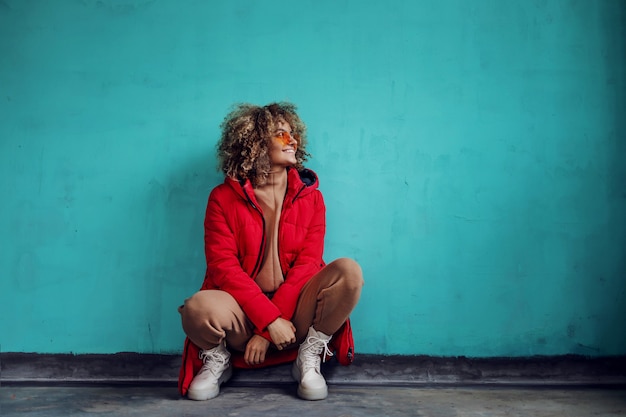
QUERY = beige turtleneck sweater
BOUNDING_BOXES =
[253,170,288,294]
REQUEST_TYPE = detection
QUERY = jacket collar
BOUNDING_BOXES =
[225,167,319,207]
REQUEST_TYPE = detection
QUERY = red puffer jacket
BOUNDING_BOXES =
[178,167,354,396]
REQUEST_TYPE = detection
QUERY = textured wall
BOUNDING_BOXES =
[1,0,624,356]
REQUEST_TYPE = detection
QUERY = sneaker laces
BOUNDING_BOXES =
[198,346,228,376]
[301,335,333,372]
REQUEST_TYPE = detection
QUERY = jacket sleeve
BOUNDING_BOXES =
[203,189,282,332]
[271,190,326,320]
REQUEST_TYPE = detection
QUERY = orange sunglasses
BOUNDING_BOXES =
[274,131,300,146]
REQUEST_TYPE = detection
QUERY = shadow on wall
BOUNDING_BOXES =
[595,7,626,356]
[605,63,626,353]
[137,147,224,352]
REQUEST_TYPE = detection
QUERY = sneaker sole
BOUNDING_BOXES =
[291,362,328,401]
[187,366,233,401]
[297,384,328,401]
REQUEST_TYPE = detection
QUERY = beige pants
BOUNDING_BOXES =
[179,258,363,351]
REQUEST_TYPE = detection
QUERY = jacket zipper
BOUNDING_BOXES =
[277,183,306,274]
[243,188,266,279]
[276,178,296,277]
[291,184,306,204]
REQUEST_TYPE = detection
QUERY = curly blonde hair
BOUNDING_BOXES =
[217,102,310,187]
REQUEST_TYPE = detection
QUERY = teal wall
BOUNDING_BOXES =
[1,0,625,357]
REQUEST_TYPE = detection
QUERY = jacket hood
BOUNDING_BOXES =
[295,168,319,192]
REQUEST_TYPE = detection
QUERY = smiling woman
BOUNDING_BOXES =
[177,102,364,402]
[268,120,299,168]
[215,103,310,188]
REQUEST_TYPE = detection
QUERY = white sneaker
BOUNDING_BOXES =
[291,326,333,400]
[187,342,232,401]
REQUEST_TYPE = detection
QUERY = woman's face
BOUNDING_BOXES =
[268,119,298,169]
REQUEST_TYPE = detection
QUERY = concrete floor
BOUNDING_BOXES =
[2,385,625,417]
[2,354,625,416]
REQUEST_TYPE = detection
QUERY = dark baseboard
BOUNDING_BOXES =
[1,353,625,387]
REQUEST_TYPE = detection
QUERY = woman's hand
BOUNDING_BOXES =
[244,335,270,365]
[267,317,296,350]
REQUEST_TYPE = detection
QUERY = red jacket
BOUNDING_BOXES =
[201,167,326,337]
[178,168,354,396]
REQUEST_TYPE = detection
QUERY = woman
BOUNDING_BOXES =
[178,102,363,401]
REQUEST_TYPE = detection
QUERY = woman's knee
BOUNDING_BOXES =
[180,290,229,321]
[181,290,209,313]
[329,257,364,289]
